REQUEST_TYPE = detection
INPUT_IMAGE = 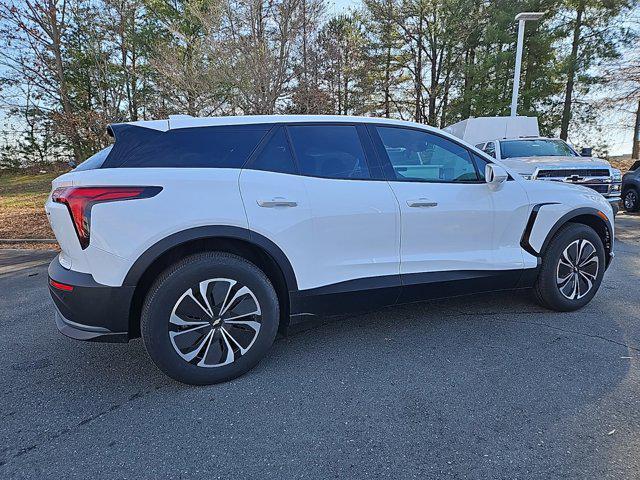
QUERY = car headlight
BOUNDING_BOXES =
[612,168,622,182]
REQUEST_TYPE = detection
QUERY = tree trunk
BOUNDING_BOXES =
[560,4,584,141]
[414,16,423,123]
[384,44,391,118]
[633,98,640,160]
[48,0,82,161]
[462,46,475,119]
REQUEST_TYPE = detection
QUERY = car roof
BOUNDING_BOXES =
[111,114,445,135]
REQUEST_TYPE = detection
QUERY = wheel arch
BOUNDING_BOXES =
[523,206,613,266]
[124,226,297,338]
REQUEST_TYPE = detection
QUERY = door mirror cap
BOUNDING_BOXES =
[485,164,508,189]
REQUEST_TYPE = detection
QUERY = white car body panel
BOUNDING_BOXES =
[240,170,400,290]
[46,168,248,286]
[524,181,614,253]
[388,181,496,273]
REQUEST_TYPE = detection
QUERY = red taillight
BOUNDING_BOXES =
[52,186,161,249]
[50,279,74,292]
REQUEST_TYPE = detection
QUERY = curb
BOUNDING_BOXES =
[0,239,57,244]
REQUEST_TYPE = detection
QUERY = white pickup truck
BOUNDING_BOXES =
[445,116,622,212]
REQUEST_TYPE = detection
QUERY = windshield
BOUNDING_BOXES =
[500,139,577,159]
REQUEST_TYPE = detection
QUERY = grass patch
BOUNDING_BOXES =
[0,169,68,240]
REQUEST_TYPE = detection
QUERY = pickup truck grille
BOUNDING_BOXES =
[583,184,609,194]
[532,167,620,200]
[536,168,610,178]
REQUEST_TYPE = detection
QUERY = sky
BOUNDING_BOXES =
[326,0,635,157]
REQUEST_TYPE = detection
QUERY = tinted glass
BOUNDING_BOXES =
[75,145,113,171]
[500,139,577,159]
[472,153,488,181]
[483,142,496,158]
[376,126,479,182]
[249,127,297,174]
[118,125,269,168]
[288,125,370,179]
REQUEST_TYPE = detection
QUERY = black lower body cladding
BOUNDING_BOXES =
[48,256,133,342]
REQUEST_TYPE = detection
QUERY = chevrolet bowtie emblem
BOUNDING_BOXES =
[566,175,584,182]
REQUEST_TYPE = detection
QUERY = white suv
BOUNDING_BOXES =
[46,115,615,384]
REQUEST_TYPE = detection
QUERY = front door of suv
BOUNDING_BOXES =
[368,125,529,301]
[240,124,401,313]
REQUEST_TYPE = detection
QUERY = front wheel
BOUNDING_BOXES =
[534,223,605,312]
[141,252,279,385]
[623,188,639,212]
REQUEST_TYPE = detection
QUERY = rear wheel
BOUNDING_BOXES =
[623,187,639,212]
[534,223,605,312]
[141,252,279,385]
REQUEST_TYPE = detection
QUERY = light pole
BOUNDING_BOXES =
[510,12,545,117]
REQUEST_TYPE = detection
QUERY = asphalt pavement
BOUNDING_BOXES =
[1,215,639,479]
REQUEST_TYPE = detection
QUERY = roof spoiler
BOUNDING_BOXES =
[102,122,166,168]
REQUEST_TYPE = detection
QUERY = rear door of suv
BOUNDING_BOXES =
[239,123,401,311]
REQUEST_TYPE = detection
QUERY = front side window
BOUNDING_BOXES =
[287,125,370,180]
[376,126,480,183]
[483,142,496,158]
[499,139,577,159]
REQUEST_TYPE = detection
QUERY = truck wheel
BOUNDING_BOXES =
[141,252,279,385]
[534,223,605,312]
[623,188,639,212]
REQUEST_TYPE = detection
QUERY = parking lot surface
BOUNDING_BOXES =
[1,215,639,479]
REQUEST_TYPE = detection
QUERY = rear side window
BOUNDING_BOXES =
[248,127,297,174]
[287,125,370,179]
[75,145,113,171]
[117,125,269,168]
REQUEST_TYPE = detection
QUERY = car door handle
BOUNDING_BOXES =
[257,198,298,208]
[407,198,438,208]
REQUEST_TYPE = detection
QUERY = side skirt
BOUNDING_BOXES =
[289,268,538,322]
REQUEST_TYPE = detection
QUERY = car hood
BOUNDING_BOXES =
[500,156,611,175]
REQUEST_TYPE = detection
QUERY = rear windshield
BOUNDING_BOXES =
[74,145,113,171]
[500,139,577,159]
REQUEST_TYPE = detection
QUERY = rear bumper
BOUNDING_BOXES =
[48,255,134,343]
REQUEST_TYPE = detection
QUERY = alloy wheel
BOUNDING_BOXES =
[168,278,262,367]
[556,239,599,300]
[624,190,637,211]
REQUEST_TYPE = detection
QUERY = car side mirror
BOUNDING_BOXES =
[485,164,508,190]
[580,147,593,157]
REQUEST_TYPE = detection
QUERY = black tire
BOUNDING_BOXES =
[622,187,639,212]
[141,252,279,385]
[534,223,605,312]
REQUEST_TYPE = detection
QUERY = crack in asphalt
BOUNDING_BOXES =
[0,384,166,468]
[486,316,640,353]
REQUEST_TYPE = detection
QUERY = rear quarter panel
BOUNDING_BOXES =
[51,168,246,286]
